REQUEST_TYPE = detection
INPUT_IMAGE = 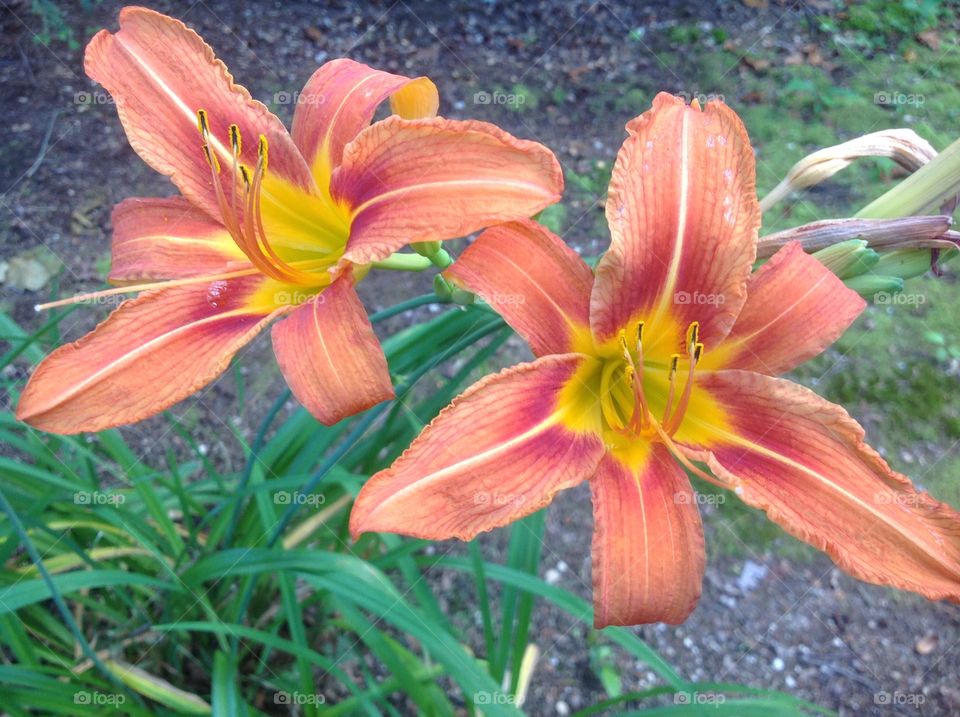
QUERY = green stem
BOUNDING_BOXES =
[371,253,434,271]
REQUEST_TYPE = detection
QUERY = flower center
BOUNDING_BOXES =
[598,320,703,441]
[196,110,332,288]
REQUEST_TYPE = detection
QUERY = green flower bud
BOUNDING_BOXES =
[811,239,880,280]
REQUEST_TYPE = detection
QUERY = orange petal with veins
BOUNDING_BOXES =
[291,58,438,189]
[17,276,284,434]
[445,219,593,357]
[334,116,563,265]
[350,355,605,541]
[705,242,866,375]
[271,272,393,426]
[85,7,315,218]
[590,446,705,627]
[109,197,248,282]
[685,370,960,603]
[591,92,760,349]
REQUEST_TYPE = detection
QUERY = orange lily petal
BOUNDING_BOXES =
[291,58,438,188]
[591,92,760,347]
[85,7,315,218]
[350,355,605,541]
[109,197,248,282]
[705,242,866,374]
[444,219,593,357]
[16,277,285,434]
[686,370,960,602]
[271,272,393,426]
[590,446,705,627]
[333,116,563,265]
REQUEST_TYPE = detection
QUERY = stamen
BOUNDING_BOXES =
[257,134,269,167]
[650,419,730,490]
[662,353,681,425]
[664,329,703,436]
[229,124,242,155]
[194,113,325,287]
[196,108,210,135]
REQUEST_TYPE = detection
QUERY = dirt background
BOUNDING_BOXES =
[2,1,960,715]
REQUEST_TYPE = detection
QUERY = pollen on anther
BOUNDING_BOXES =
[201,144,220,172]
[196,109,210,135]
[686,321,700,348]
[257,134,269,167]
[229,124,242,155]
[670,354,680,373]
[693,342,704,362]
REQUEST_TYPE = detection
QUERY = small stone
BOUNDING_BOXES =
[555,700,570,716]
[915,632,939,655]
[545,568,562,585]
[772,657,785,672]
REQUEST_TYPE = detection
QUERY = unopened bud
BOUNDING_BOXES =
[811,239,879,280]
[844,273,904,296]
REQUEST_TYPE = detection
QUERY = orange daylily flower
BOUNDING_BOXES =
[351,93,960,627]
[16,7,562,434]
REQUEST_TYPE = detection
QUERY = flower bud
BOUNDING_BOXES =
[811,239,879,279]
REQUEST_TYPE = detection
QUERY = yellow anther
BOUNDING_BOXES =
[624,364,635,387]
[229,124,242,155]
[686,321,700,349]
[617,329,631,361]
[258,134,269,168]
[670,354,680,374]
[196,109,210,135]
[239,164,251,188]
[201,144,220,172]
[636,321,645,346]
[693,342,704,363]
